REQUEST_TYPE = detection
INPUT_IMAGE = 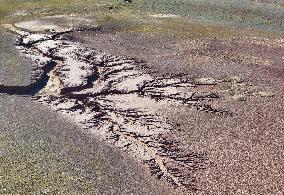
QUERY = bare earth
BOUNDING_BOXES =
[1,14,283,194]
[0,24,175,195]
[70,26,284,194]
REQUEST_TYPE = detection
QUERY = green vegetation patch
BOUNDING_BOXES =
[0,126,98,194]
[132,0,284,33]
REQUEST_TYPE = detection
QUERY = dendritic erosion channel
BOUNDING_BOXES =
[0,26,272,191]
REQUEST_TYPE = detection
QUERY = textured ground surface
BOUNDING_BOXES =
[0,94,174,194]
[0,29,175,194]
[0,29,31,86]
[0,0,283,194]
[78,29,284,194]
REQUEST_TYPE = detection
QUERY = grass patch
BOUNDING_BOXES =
[1,0,283,36]
[132,0,284,33]
[0,128,98,194]
[0,0,121,23]
[95,11,282,40]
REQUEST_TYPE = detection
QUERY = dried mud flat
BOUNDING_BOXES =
[1,16,283,194]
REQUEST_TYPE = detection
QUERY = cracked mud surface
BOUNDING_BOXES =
[1,17,282,193]
[0,94,175,194]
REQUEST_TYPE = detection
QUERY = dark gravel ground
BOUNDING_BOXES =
[0,30,176,194]
[0,29,31,86]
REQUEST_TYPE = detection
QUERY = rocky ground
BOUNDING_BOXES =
[0,0,283,194]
